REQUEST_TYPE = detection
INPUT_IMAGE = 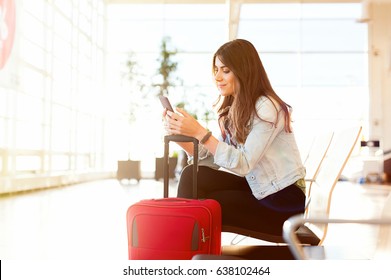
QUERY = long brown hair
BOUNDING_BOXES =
[213,39,292,144]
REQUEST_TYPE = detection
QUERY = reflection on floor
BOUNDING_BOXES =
[0,178,389,259]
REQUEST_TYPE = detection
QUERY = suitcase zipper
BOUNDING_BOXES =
[201,228,209,243]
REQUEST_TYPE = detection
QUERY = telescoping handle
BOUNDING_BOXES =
[164,135,199,199]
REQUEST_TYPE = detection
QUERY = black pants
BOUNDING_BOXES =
[177,165,306,235]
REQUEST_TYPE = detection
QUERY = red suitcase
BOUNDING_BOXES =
[126,135,222,260]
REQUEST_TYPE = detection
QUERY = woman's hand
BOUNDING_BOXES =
[162,108,172,135]
[165,107,207,141]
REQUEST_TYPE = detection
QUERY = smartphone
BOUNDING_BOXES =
[159,95,174,112]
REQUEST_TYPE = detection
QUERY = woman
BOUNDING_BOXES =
[163,39,306,235]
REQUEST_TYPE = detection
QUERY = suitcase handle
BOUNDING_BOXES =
[152,198,195,203]
[164,135,199,198]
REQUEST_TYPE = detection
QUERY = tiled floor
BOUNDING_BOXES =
[0,178,390,259]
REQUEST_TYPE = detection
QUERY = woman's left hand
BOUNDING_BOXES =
[165,107,207,140]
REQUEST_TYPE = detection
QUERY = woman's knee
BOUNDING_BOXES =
[177,165,197,198]
[180,164,194,178]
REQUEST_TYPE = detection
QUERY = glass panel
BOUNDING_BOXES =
[164,20,226,52]
[238,20,300,52]
[97,15,105,45]
[16,95,43,123]
[51,155,70,171]
[261,53,299,87]
[164,4,225,20]
[79,14,92,35]
[277,87,368,131]
[79,31,92,57]
[76,79,94,111]
[107,4,165,20]
[80,1,93,35]
[302,53,368,86]
[0,119,5,147]
[79,53,92,76]
[21,10,45,47]
[15,122,43,150]
[174,53,214,87]
[53,10,72,42]
[52,81,71,106]
[53,34,72,63]
[22,0,45,19]
[51,105,71,152]
[106,20,164,53]
[15,155,41,172]
[301,3,361,19]
[53,0,73,18]
[76,113,92,152]
[76,154,91,170]
[0,90,7,118]
[302,19,368,52]
[19,67,45,98]
[20,39,45,70]
[107,52,160,91]
[52,58,72,105]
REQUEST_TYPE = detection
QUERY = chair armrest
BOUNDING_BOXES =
[304,194,311,210]
[283,214,391,260]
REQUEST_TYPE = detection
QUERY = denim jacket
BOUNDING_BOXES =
[196,96,306,200]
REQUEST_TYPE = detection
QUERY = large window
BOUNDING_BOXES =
[0,0,106,188]
[238,3,368,137]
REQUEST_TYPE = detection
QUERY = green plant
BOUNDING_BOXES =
[171,151,179,158]
[155,36,178,96]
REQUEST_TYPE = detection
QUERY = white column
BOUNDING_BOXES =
[368,1,391,153]
[226,0,242,41]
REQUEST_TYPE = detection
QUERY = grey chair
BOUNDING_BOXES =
[283,192,391,259]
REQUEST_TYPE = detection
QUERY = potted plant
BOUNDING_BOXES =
[154,36,178,97]
[153,36,181,180]
[154,151,178,181]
